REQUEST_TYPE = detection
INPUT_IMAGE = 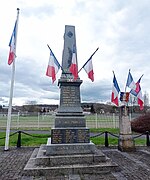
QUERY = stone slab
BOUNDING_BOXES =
[51,128,90,144]
[35,144,107,166]
[55,116,86,127]
[46,139,98,155]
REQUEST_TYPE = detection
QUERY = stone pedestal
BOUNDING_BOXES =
[118,106,136,152]
[50,79,90,146]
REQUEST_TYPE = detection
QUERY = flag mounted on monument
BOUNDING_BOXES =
[126,69,136,90]
[83,56,94,82]
[46,46,61,83]
[69,45,78,80]
[130,75,144,110]
[120,92,130,102]
[111,72,120,106]
[8,13,19,65]
[78,48,99,82]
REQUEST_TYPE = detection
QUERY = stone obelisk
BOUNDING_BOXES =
[50,25,90,147]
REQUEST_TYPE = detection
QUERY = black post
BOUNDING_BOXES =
[105,131,109,147]
[17,131,21,148]
[146,131,150,146]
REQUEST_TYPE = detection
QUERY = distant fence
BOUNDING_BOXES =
[0,112,140,129]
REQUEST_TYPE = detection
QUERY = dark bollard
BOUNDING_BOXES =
[146,131,150,146]
[105,131,109,147]
[17,131,22,148]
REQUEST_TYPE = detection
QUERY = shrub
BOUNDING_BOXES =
[131,113,150,133]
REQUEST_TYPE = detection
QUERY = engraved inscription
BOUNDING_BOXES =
[51,129,90,144]
[55,119,85,127]
[51,129,64,144]
[60,86,80,106]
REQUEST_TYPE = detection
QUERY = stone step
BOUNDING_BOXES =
[35,145,108,166]
[24,148,119,177]
[24,155,119,177]
[36,152,108,166]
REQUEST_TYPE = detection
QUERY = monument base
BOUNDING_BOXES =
[24,139,119,177]
[118,134,136,152]
[46,138,97,155]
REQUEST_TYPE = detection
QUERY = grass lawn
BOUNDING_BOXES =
[90,128,119,134]
[0,132,49,146]
[0,128,147,147]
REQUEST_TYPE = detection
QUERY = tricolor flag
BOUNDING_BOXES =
[8,14,19,65]
[46,47,60,83]
[120,92,130,102]
[130,75,144,110]
[78,48,99,82]
[111,72,120,106]
[126,70,136,90]
[83,57,94,82]
[69,45,78,80]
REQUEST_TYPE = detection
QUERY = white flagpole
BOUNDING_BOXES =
[5,8,20,150]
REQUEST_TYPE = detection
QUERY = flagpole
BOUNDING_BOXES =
[5,8,20,151]
[78,47,99,73]
[125,69,130,93]
[112,70,115,76]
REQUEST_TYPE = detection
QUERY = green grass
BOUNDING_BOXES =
[0,130,147,147]
[90,128,119,134]
[91,136,118,145]
[0,132,49,146]
[134,138,146,146]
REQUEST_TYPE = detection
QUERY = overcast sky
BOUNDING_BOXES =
[0,0,150,106]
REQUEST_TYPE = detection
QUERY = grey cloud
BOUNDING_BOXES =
[81,80,111,102]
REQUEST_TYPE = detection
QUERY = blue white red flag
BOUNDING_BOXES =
[69,45,78,80]
[8,18,18,65]
[46,48,60,83]
[83,57,94,82]
[130,75,144,110]
[120,92,130,102]
[111,73,120,106]
[79,48,98,82]
[126,70,136,90]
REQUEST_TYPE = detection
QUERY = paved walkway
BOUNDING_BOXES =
[0,146,150,180]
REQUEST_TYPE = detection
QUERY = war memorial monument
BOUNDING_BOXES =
[24,25,118,177]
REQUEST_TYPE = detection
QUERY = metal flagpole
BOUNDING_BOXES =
[5,8,20,150]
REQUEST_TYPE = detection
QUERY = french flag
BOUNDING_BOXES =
[130,75,144,110]
[8,19,18,65]
[69,45,78,80]
[120,92,130,102]
[83,57,94,82]
[126,70,136,90]
[80,47,98,82]
[111,73,120,106]
[46,48,60,83]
